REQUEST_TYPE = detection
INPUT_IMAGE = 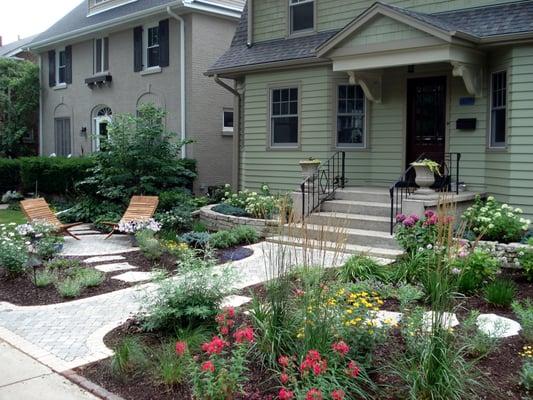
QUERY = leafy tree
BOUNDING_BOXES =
[0,58,39,157]
[80,104,195,201]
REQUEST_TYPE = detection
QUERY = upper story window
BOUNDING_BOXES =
[133,20,169,72]
[490,70,507,148]
[94,37,109,74]
[57,49,67,84]
[145,25,160,68]
[290,0,314,34]
[337,84,366,148]
[270,87,299,147]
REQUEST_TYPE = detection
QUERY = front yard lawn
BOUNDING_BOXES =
[0,209,26,224]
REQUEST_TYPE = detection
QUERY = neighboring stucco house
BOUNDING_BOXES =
[208,0,533,222]
[30,0,244,192]
[0,35,38,62]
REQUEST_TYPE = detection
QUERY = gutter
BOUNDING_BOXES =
[166,5,187,159]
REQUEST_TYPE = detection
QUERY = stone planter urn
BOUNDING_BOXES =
[299,158,321,180]
[411,161,438,196]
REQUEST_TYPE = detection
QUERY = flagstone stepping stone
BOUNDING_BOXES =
[422,311,459,331]
[111,271,155,283]
[221,295,252,308]
[61,235,138,256]
[84,255,126,264]
[94,263,137,273]
[477,313,521,338]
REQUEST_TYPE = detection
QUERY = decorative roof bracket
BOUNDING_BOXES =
[452,62,483,97]
[347,71,382,103]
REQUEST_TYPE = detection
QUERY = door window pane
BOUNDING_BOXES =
[337,85,365,147]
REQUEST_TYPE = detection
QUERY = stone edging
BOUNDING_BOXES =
[62,370,126,400]
[199,204,280,237]
[473,240,531,269]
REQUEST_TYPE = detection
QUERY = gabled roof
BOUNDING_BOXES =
[207,0,533,77]
[0,35,37,57]
[30,0,244,50]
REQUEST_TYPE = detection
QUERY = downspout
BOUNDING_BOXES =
[38,54,43,155]
[166,5,187,159]
[214,74,242,189]
[247,0,253,47]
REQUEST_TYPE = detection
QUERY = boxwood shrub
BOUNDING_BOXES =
[0,158,21,193]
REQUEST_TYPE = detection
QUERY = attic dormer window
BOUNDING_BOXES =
[290,0,314,34]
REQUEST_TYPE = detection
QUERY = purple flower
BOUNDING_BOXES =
[424,210,435,219]
[409,214,420,223]
[403,217,415,227]
[396,213,407,223]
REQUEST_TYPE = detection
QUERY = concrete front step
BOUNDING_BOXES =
[308,211,391,232]
[284,224,400,250]
[335,187,391,203]
[321,200,391,218]
[267,235,403,260]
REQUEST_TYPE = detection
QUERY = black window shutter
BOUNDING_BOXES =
[133,26,143,72]
[48,50,56,87]
[65,45,72,84]
[104,37,109,71]
[159,19,170,68]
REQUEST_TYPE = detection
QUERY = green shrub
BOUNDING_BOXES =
[519,247,533,281]
[211,203,249,217]
[521,361,533,391]
[179,231,211,248]
[158,189,193,212]
[34,235,64,260]
[34,268,56,287]
[394,211,438,254]
[19,157,95,195]
[209,230,238,249]
[232,226,259,244]
[462,195,530,243]
[528,237,533,246]
[396,284,424,309]
[45,258,81,270]
[452,248,501,294]
[0,159,21,193]
[192,221,208,233]
[512,300,533,342]
[461,311,499,358]
[483,279,516,307]
[156,206,194,233]
[153,343,187,386]
[135,230,163,261]
[339,255,388,282]
[221,184,279,219]
[110,337,148,378]
[55,277,83,298]
[60,198,124,224]
[77,268,105,288]
[0,223,29,276]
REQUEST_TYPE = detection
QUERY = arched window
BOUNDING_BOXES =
[92,105,112,151]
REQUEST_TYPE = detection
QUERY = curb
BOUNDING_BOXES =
[62,369,125,400]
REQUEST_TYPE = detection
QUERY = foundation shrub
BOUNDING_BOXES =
[0,159,21,193]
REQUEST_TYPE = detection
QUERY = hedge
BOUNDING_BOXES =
[0,158,21,193]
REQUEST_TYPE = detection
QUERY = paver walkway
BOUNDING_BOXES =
[0,339,98,400]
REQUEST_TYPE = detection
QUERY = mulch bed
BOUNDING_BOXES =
[0,246,255,307]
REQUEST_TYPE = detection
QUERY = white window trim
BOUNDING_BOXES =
[143,22,160,70]
[93,37,109,75]
[222,109,234,134]
[289,0,315,36]
[56,47,66,86]
[335,84,368,149]
[488,70,507,149]
[269,86,300,149]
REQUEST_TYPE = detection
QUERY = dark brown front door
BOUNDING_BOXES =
[406,76,446,166]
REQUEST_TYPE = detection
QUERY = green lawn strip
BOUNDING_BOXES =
[0,209,26,225]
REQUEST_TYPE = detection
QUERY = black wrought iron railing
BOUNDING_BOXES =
[300,151,346,219]
[389,152,462,234]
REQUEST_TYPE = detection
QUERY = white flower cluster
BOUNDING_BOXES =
[15,220,56,237]
[118,218,162,233]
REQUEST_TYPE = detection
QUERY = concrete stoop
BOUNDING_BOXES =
[267,187,403,260]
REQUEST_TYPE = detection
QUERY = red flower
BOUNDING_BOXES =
[175,341,187,356]
[331,389,345,400]
[220,326,229,335]
[305,388,323,400]
[226,307,235,318]
[300,350,327,376]
[278,355,290,368]
[332,340,350,357]
[201,360,215,373]
[201,336,228,355]
[347,360,360,378]
[234,326,254,344]
[280,373,289,384]
[278,388,294,400]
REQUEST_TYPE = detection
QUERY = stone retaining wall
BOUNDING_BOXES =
[474,240,530,269]
[199,204,280,237]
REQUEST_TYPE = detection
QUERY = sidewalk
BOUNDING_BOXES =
[0,340,99,400]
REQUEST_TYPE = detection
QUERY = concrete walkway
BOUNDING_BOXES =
[0,340,98,400]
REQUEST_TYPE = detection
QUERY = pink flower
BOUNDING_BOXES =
[403,217,415,227]
[347,360,360,378]
[331,390,345,400]
[201,360,215,373]
[409,214,420,223]
[424,210,435,218]
[201,336,228,355]
[226,307,235,318]
[396,213,406,223]
[234,326,254,344]
[220,326,229,335]
[280,372,289,384]
[175,341,187,356]
[278,355,290,368]
[424,215,438,226]
[305,388,323,400]
[278,388,294,400]
[331,340,350,357]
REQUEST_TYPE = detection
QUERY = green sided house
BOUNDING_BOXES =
[207,0,533,255]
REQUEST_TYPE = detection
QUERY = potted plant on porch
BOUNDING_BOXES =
[299,157,321,180]
[410,158,442,195]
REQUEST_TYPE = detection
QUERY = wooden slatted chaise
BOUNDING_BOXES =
[103,195,159,239]
[20,198,84,240]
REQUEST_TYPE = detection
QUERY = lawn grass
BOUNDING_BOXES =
[0,209,26,225]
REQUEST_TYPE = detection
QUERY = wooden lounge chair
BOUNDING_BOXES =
[20,198,84,240]
[103,195,159,239]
